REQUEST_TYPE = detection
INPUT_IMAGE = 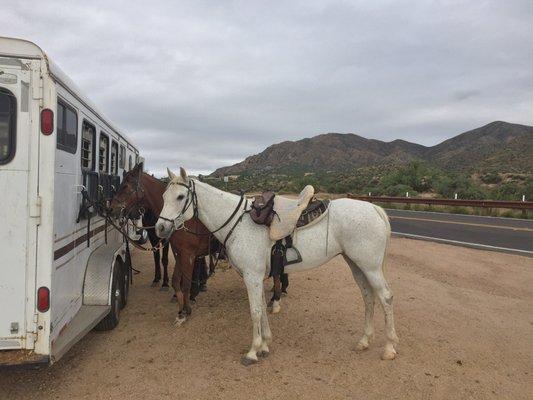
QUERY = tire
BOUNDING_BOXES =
[94,260,123,331]
[121,253,131,309]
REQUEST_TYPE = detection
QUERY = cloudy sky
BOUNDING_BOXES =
[2,1,532,175]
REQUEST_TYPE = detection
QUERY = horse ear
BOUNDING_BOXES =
[180,167,188,181]
[167,168,177,181]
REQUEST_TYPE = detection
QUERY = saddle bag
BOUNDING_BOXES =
[250,191,276,226]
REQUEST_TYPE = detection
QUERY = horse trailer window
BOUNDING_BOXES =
[99,133,109,173]
[81,121,96,171]
[57,100,78,154]
[0,88,16,164]
[119,145,126,169]
[110,140,118,175]
[128,155,132,170]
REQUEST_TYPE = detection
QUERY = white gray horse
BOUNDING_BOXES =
[156,168,399,365]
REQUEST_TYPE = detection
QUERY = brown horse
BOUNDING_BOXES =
[109,164,214,324]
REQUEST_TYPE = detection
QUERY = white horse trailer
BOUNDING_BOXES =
[0,37,141,367]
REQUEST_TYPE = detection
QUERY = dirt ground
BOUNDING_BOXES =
[1,238,532,400]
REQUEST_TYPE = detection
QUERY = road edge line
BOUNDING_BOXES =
[392,231,533,257]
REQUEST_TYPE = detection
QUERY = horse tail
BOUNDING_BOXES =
[372,204,391,267]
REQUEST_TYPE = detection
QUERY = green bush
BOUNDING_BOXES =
[481,172,502,184]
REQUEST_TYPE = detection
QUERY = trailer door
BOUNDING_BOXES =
[0,61,36,349]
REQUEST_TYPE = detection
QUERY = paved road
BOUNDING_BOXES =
[385,209,533,256]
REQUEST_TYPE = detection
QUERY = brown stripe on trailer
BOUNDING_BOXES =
[53,224,108,260]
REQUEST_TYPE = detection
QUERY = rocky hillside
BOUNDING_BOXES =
[212,121,533,176]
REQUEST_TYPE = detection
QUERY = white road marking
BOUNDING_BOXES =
[392,231,533,256]
[385,208,531,222]
[389,215,533,232]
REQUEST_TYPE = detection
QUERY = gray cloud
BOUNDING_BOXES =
[2,0,532,176]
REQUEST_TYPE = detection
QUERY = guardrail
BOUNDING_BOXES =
[347,195,533,215]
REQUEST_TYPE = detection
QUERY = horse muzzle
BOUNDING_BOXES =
[155,219,173,239]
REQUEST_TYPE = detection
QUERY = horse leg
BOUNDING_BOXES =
[174,252,194,326]
[171,251,184,308]
[161,242,170,289]
[151,248,161,287]
[199,257,208,292]
[190,257,201,302]
[351,255,399,360]
[343,255,375,351]
[258,287,272,357]
[241,273,265,366]
[269,275,282,314]
[366,269,398,359]
[280,273,289,294]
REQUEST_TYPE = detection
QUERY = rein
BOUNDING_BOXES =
[104,214,168,253]
[79,180,167,253]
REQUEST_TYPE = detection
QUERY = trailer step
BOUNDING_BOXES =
[51,305,109,362]
[0,350,49,369]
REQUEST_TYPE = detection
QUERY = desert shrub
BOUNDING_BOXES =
[492,182,522,200]
[481,172,502,184]
[385,184,417,197]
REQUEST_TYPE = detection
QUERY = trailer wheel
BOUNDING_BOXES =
[121,253,131,309]
[94,260,123,331]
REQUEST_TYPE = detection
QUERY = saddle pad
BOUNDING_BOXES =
[296,199,330,228]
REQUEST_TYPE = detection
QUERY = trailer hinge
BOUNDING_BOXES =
[30,196,42,225]
[31,64,43,100]
[32,313,39,334]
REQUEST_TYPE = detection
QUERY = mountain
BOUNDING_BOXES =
[212,121,533,176]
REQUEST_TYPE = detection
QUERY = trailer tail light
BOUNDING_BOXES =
[37,287,50,312]
[40,109,54,135]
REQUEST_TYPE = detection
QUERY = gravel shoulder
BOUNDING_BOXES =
[1,238,532,400]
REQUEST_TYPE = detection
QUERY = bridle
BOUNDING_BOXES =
[159,179,248,247]
[117,172,148,222]
[107,172,168,252]
[158,179,198,232]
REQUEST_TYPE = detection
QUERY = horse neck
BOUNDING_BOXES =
[194,180,244,243]
[140,174,165,215]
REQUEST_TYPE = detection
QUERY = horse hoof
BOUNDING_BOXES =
[190,298,197,304]
[159,286,170,292]
[281,291,288,297]
[151,281,159,288]
[240,356,258,366]
[199,285,207,292]
[271,302,281,314]
[355,340,370,351]
[381,345,397,360]
[173,316,187,327]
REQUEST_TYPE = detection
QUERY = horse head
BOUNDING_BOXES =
[109,162,145,218]
[155,167,194,239]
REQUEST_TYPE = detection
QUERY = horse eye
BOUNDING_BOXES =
[177,194,185,201]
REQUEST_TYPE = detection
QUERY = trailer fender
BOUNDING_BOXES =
[83,244,126,306]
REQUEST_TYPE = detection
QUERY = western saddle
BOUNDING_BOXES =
[249,185,330,303]
[250,185,330,239]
